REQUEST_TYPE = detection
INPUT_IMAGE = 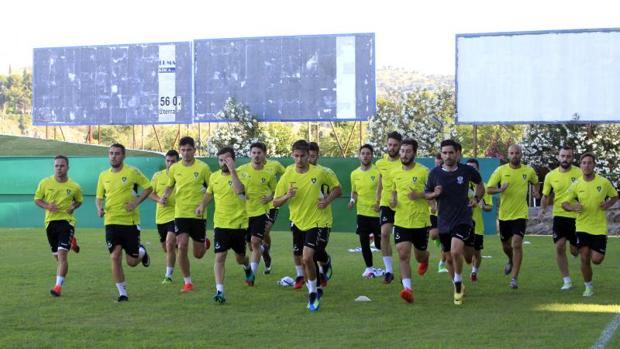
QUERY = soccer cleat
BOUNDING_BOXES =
[117,295,128,302]
[307,292,320,312]
[560,282,573,291]
[50,285,62,297]
[438,261,448,273]
[323,257,333,280]
[262,245,272,274]
[245,268,255,286]
[417,262,429,276]
[383,272,394,284]
[317,288,324,300]
[293,276,305,289]
[470,272,478,282]
[509,278,519,289]
[204,237,211,251]
[70,236,80,253]
[140,245,150,267]
[362,267,376,279]
[504,261,513,275]
[213,291,226,304]
[400,288,414,304]
[180,283,194,293]
[161,277,173,285]
[454,290,464,305]
[264,265,272,275]
[582,287,594,297]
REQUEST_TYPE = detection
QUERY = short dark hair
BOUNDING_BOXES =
[308,142,320,153]
[217,146,236,160]
[435,152,442,160]
[401,139,418,153]
[440,139,459,151]
[466,158,480,168]
[165,149,179,159]
[179,136,195,148]
[250,142,267,153]
[292,139,309,153]
[580,152,596,162]
[110,143,126,155]
[387,131,403,142]
[359,144,374,154]
[559,145,573,152]
[54,155,69,166]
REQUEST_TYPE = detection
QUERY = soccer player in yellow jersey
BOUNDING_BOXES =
[539,146,582,290]
[203,147,253,304]
[96,144,153,302]
[562,153,618,297]
[375,131,403,284]
[389,139,430,303]
[465,159,492,282]
[273,140,341,312]
[348,144,381,278]
[34,155,83,297]
[161,136,212,293]
[261,157,286,273]
[487,144,540,289]
[307,142,341,287]
[149,150,179,284]
[237,142,277,283]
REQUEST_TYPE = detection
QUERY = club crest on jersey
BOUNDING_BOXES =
[261,177,266,183]
[412,177,417,183]
[571,177,577,183]
[522,174,527,180]
[121,177,127,183]
[457,176,464,184]
[228,180,233,187]
[193,172,199,178]
[66,189,72,196]
[311,177,317,184]
[597,186,602,192]
[370,176,376,181]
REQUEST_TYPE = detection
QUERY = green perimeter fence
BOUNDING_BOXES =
[0,156,499,234]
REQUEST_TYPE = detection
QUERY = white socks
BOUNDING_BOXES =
[116,282,127,296]
[383,256,393,273]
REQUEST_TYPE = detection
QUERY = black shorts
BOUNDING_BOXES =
[156,221,176,243]
[393,226,429,251]
[473,234,484,251]
[174,218,206,242]
[552,216,577,246]
[430,215,438,229]
[439,224,475,252]
[356,215,380,236]
[576,232,607,255]
[380,206,395,226]
[267,208,279,224]
[291,225,330,256]
[214,228,247,255]
[46,220,74,254]
[247,214,269,241]
[105,225,141,257]
[499,219,527,242]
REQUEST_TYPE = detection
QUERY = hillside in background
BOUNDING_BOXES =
[0,135,160,157]
[376,66,454,94]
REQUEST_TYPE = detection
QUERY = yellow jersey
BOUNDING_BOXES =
[487,164,538,220]
[34,176,83,228]
[151,169,176,224]
[542,166,582,218]
[238,163,277,217]
[567,175,618,235]
[376,155,402,207]
[350,165,380,218]
[96,165,151,226]
[391,163,430,229]
[167,160,211,219]
[207,170,249,229]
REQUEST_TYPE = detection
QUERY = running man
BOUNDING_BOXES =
[149,150,180,284]
[390,139,430,303]
[96,144,153,302]
[203,146,253,303]
[34,155,83,297]
[425,140,484,305]
[487,144,540,289]
[161,136,212,293]
[465,158,493,282]
[348,144,381,278]
[237,142,277,284]
[375,131,403,283]
[562,153,618,297]
[538,146,582,290]
[273,140,341,312]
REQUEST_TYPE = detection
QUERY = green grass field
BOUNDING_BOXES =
[1,229,619,349]
[0,135,159,157]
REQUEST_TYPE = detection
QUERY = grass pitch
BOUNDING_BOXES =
[1,229,619,349]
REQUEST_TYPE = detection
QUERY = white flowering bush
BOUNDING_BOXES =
[205,98,263,157]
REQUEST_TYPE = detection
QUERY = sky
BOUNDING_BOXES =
[1,0,618,75]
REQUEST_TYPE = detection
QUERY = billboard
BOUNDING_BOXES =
[33,42,193,125]
[456,28,620,124]
[194,33,376,122]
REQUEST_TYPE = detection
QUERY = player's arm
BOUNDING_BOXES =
[96,198,105,217]
[424,174,441,200]
[95,175,105,217]
[530,169,541,200]
[319,185,341,208]
[600,181,619,210]
[67,189,83,214]
[376,174,383,204]
[273,175,294,208]
[486,168,506,194]
[561,188,582,212]
[126,170,153,211]
[34,199,58,212]
[196,177,214,216]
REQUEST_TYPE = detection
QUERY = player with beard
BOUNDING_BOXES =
[425,140,484,305]
[348,144,381,278]
[96,144,153,302]
[375,131,403,283]
[538,146,582,290]
[487,144,540,289]
[562,153,618,297]
[390,139,430,303]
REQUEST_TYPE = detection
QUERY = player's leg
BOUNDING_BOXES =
[191,219,207,259]
[412,228,429,276]
[579,244,593,296]
[359,230,374,277]
[471,234,483,282]
[163,230,177,283]
[232,229,253,286]
[510,234,524,288]
[450,236,466,305]
[380,207,394,283]
[291,225,305,288]
[176,231,193,292]
[396,239,414,303]
[499,220,514,275]
[124,226,148,268]
[213,247,228,303]
[110,244,128,301]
